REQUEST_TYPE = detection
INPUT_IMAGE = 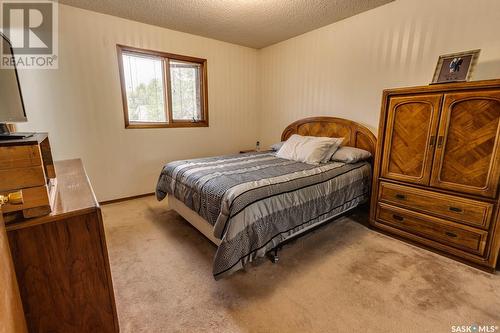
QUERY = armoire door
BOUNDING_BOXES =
[430,90,500,198]
[381,94,442,185]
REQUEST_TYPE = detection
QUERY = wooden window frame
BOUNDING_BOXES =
[117,44,209,129]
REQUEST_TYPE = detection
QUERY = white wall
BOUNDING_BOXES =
[17,0,500,201]
[258,0,500,146]
[17,5,259,201]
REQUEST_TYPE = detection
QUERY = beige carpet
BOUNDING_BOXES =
[102,196,500,333]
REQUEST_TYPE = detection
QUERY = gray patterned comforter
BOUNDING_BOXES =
[156,152,371,279]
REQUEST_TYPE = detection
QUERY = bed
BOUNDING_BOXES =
[156,117,376,279]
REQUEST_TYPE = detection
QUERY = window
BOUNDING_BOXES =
[117,45,208,128]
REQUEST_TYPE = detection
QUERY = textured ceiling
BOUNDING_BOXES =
[59,0,393,49]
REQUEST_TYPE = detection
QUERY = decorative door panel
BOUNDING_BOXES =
[430,90,500,198]
[381,94,442,185]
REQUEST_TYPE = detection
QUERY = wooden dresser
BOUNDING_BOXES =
[6,159,119,332]
[0,133,56,219]
[370,79,500,271]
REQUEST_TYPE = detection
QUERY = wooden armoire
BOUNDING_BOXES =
[370,79,500,271]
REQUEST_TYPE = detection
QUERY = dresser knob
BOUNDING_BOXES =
[448,206,463,213]
[392,214,404,221]
[395,194,406,200]
[445,231,458,238]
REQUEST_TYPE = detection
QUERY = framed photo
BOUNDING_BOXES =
[431,49,480,84]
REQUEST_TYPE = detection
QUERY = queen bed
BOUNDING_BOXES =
[156,117,376,279]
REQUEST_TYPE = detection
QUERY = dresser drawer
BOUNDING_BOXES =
[0,165,46,192]
[376,203,488,255]
[378,182,494,229]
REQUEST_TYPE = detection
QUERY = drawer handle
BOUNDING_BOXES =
[445,231,458,238]
[0,191,23,206]
[429,135,436,147]
[395,194,406,200]
[437,135,444,148]
[449,206,463,213]
[392,214,404,221]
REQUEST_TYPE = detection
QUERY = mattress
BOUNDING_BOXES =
[156,152,371,279]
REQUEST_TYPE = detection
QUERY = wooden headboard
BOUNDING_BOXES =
[281,116,377,156]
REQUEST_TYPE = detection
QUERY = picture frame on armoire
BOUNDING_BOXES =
[431,49,481,84]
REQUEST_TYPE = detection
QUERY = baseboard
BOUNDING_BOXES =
[100,192,154,205]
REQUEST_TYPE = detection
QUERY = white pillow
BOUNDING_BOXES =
[331,146,371,163]
[321,142,341,163]
[277,134,343,164]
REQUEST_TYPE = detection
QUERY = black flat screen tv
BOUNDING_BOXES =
[0,33,28,138]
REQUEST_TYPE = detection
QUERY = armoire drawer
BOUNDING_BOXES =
[376,203,488,256]
[378,182,494,229]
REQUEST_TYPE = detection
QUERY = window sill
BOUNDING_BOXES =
[125,121,209,129]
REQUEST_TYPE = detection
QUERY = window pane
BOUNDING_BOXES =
[122,53,166,123]
[169,60,202,121]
